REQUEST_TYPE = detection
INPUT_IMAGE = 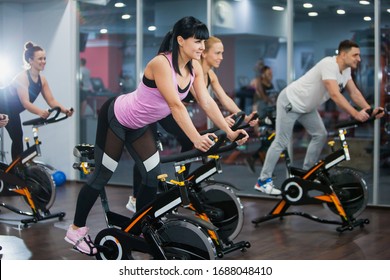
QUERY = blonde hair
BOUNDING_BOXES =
[204,36,222,53]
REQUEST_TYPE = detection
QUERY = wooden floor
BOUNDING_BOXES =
[0,181,390,260]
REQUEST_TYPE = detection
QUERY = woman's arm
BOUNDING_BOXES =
[191,60,248,143]
[15,73,50,118]
[210,69,257,125]
[209,69,241,114]
[40,75,73,116]
[149,56,215,152]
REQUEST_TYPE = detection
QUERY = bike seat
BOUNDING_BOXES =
[289,166,307,177]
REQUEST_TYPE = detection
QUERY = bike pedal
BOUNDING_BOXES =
[73,144,95,159]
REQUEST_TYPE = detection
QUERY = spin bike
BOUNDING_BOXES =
[158,133,251,257]
[72,131,242,260]
[252,110,382,233]
[73,112,252,258]
[0,107,70,227]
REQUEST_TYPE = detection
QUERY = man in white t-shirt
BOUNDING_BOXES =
[255,40,384,195]
[80,58,94,116]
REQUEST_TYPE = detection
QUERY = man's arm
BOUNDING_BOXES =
[323,79,370,122]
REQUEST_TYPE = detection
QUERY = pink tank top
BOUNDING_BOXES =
[114,53,194,129]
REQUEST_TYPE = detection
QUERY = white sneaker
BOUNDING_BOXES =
[254,178,281,195]
[126,196,136,212]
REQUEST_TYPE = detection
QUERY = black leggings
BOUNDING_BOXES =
[132,113,194,197]
[73,97,161,227]
[0,110,23,160]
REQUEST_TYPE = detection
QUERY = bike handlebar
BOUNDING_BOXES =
[334,109,383,130]
[161,130,229,163]
[22,107,73,127]
[198,110,251,135]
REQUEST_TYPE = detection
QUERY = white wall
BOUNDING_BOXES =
[0,0,78,180]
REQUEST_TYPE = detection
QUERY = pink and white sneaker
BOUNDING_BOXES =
[65,225,97,255]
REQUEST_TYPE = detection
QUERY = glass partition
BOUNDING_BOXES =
[379,0,390,205]
[76,0,390,205]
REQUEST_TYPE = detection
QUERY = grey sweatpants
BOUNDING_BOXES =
[259,89,328,180]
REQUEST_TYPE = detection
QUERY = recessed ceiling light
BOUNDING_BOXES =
[272,6,284,11]
[364,16,372,21]
[114,2,126,8]
[100,28,108,34]
[303,3,313,9]
[122,14,131,20]
[308,12,318,17]
[148,26,156,31]
[359,1,370,5]
[387,8,390,13]
[336,9,346,15]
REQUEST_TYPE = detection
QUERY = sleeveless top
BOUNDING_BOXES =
[114,53,195,129]
[181,72,211,103]
[2,71,42,114]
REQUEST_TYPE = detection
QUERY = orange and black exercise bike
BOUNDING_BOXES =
[252,109,382,232]
[0,107,70,227]
[73,112,252,259]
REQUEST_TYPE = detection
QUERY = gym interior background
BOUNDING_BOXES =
[0,0,389,217]
[2,0,388,204]
[0,0,390,262]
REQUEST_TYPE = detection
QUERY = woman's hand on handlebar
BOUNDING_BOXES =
[224,114,235,127]
[228,129,249,146]
[64,107,74,117]
[244,111,259,127]
[194,133,218,152]
[39,109,51,119]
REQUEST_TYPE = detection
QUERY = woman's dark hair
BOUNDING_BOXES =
[23,41,43,65]
[158,16,209,75]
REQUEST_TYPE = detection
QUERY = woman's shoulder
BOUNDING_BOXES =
[144,53,172,78]
[13,70,29,84]
[148,53,171,67]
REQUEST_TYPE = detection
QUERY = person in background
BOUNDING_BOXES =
[65,16,248,255]
[126,36,257,212]
[0,41,73,160]
[79,57,94,116]
[254,39,384,196]
[245,65,277,174]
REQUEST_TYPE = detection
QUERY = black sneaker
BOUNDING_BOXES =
[244,157,256,174]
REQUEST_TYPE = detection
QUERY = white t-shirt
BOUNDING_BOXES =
[80,65,93,91]
[286,56,351,113]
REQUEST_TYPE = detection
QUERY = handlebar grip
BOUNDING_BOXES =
[22,107,68,126]
[207,130,227,154]
[230,111,245,131]
[335,109,383,129]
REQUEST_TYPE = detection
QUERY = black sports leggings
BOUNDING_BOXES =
[73,97,161,227]
[132,113,194,197]
[1,113,24,160]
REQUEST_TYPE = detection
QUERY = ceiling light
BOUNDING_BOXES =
[387,8,390,13]
[114,2,126,8]
[336,9,346,15]
[272,6,284,11]
[148,26,156,31]
[308,12,318,17]
[100,28,108,34]
[363,16,372,21]
[359,1,370,5]
[303,3,313,9]
[122,14,131,20]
